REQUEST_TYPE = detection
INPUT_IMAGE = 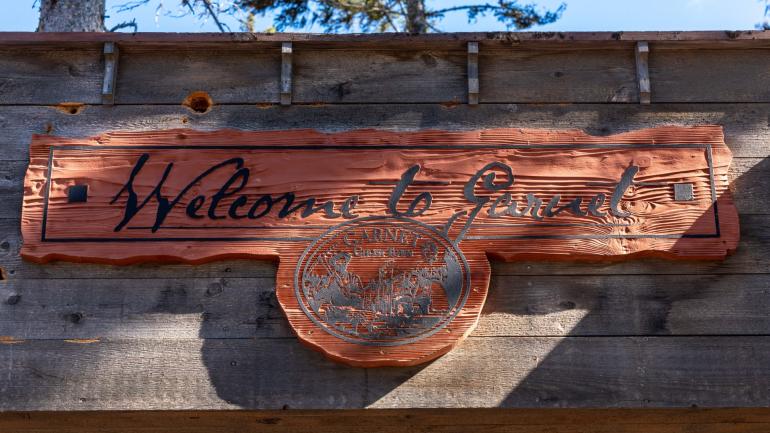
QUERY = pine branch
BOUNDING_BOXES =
[202,0,228,32]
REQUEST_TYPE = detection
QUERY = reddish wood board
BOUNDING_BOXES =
[21,126,739,367]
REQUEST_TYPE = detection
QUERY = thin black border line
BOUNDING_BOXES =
[40,147,53,242]
[49,143,712,151]
[706,144,721,238]
[41,143,721,243]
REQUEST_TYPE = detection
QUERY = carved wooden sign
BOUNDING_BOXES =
[22,126,738,367]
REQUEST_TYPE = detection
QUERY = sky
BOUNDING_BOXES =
[1,0,767,32]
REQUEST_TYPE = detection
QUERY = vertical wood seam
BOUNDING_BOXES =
[101,42,119,105]
[467,41,479,105]
[281,42,293,106]
[635,41,651,104]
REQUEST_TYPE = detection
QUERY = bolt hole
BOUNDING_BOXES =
[55,103,84,115]
[183,91,213,114]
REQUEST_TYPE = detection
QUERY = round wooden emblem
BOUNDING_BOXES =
[278,215,489,367]
[295,216,471,346]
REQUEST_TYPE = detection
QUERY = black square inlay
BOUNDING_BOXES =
[67,184,88,203]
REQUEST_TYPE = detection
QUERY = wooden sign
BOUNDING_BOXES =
[21,126,739,367]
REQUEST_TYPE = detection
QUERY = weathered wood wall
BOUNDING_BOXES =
[0,32,768,415]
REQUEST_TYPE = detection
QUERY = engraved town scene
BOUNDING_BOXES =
[298,220,466,343]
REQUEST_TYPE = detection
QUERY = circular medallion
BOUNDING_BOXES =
[294,216,471,346]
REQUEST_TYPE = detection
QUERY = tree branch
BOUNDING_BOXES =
[428,3,498,17]
[109,18,138,32]
[202,0,228,32]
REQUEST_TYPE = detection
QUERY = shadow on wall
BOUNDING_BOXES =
[201,155,770,409]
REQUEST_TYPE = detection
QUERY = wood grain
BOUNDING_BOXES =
[1,273,769,340]
[21,126,739,262]
[17,126,740,367]
[2,45,770,104]
[2,408,769,433]
[0,104,768,161]
[0,30,769,45]
[115,47,280,104]
[0,336,769,410]
[0,48,103,104]
[479,48,638,103]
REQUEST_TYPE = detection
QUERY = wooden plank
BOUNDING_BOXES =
[480,48,638,103]
[1,273,769,340]
[0,104,768,160]
[0,30,769,45]
[2,47,767,104]
[650,49,770,103]
[0,48,103,104]
[115,47,280,104]
[0,277,286,340]
[293,49,466,103]
[1,44,770,104]
[368,336,770,409]
[0,336,768,409]
[1,408,769,433]
[478,274,770,336]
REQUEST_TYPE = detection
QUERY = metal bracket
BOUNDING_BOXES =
[635,41,651,104]
[467,41,479,105]
[281,42,293,106]
[102,42,119,105]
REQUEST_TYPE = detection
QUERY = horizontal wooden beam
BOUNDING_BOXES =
[4,47,770,105]
[1,408,768,433]
[1,270,770,340]
[0,336,768,409]
[0,31,768,45]
[0,105,767,160]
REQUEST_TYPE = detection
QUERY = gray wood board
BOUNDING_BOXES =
[650,49,770,103]
[3,47,770,104]
[1,273,769,340]
[0,48,103,105]
[292,49,467,103]
[115,48,280,104]
[479,49,638,103]
[0,104,768,159]
[0,336,768,410]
